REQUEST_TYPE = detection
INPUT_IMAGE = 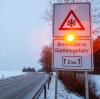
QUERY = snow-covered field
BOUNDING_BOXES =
[39,75,84,99]
[0,71,25,79]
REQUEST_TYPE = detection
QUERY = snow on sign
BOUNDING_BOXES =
[52,39,94,71]
[53,3,91,37]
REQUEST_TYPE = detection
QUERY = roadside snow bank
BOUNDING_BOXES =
[91,75,100,96]
[39,75,84,99]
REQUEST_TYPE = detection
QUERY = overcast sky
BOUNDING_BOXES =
[0,0,100,71]
[0,0,52,71]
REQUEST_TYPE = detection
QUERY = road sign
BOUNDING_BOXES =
[52,39,93,71]
[53,3,91,37]
[59,10,85,30]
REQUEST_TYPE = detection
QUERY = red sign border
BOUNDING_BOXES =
[59,10,85,30]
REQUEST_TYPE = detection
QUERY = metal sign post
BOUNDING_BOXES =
[52,3,93,71]
[52,1,93,99]
[85,72,89,99]
[55,71,58,99]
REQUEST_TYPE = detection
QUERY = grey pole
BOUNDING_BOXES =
[44,85,46,98]
[85,0,89,98]
[55,71,58,99]
[85,72,89,99]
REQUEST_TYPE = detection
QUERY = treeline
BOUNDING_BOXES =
[93,36,100,74]
[22,67,35,72]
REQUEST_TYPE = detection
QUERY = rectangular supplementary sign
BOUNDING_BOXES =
[62,56,82,67]
[52,39,94,71]
[53,3,91,37]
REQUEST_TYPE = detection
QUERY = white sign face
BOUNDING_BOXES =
[52,39,93,71]
[53,3,91,37]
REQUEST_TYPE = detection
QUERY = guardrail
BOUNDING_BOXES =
[32,75,51,99]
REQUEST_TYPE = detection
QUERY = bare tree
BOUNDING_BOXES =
[39,45,52,73]
[43,0,70,23]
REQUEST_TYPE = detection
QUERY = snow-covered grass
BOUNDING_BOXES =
[91,75,100,96]
[0,71,25,79]
[39,75,84,99]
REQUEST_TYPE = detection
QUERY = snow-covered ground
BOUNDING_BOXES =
[90,75,100,96]
[39,75,84,99]
[0,71,25,79]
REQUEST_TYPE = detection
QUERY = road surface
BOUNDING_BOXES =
[0,72,49,99]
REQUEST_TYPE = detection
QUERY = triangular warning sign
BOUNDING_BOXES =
[59,10,85,30]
